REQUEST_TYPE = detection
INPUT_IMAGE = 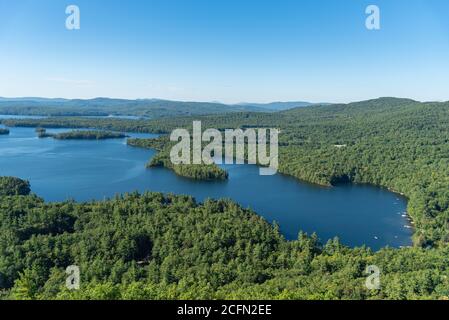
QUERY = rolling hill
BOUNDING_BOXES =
[0,97,326,118]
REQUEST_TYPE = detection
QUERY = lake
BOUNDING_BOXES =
[0,126,413,249]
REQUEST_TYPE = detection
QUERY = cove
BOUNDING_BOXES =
[0,126,413,250]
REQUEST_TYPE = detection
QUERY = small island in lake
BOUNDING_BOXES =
[36,127,54,138]
[37,128,128,140]
[0,128,10,135]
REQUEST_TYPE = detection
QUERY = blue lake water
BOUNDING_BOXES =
[0,126,413,249]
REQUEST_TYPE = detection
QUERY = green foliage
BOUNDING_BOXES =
[0,177,31,196]
[0,98,264,118]
[128,137,229,181]
[37,129,128,140]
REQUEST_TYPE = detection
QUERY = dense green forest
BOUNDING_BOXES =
[0,179,448,300]
[37,129,128,140]
[0,177,31,196]
[1,97,449,300]
[127,137,229,181]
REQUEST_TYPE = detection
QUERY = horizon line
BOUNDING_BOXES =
[2,95,448,106]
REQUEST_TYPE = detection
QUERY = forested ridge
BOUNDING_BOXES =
[1,97,449,300]
[0,98,266,118]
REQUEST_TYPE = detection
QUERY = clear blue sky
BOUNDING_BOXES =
[1,0,449,103]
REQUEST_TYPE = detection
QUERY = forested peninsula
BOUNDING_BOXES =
[36,128,128,140]
[127,137,228,181]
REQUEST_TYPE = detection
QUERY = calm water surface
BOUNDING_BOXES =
[0,126,413,249]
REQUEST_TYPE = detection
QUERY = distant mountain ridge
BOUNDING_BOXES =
[237,101,331,111]
[0,97,325,117]
[1,96,428,118]
[0,97,265,118]
[280,97,424,117]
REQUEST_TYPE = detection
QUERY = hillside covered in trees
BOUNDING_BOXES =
[0,179,448,300]
[0,98,267,118]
